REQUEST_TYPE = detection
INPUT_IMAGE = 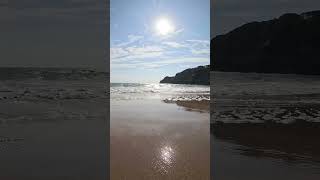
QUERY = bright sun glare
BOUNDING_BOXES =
[155,18,175,36]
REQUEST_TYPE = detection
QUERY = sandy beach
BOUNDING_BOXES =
[111,83,210,180]
[0,69,108,180]
[211,71,320,180]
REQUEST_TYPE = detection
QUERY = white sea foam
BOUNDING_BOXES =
[212,72,320,124]
[111,83,210,101]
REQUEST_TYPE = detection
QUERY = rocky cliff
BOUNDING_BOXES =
[160,65,210,85]
[211,10,320,74]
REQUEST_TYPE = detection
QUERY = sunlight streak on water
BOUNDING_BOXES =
[111,83,209,101]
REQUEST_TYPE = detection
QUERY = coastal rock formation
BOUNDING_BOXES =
[160,65,210,85]
[211,10,320,74]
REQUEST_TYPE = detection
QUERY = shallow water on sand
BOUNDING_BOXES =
[111,99,210,180]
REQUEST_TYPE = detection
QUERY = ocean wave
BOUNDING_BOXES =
[0,67,108,81]
[0,81,107,102]
[164,95,210,102]
[111,83,210,101]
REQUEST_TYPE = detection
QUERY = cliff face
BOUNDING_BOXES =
[211,10,320,74]
[160,65,210,85]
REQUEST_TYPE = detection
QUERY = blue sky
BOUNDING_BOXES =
[111,0,210,83]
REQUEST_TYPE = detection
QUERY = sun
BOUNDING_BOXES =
[155,18,175,36]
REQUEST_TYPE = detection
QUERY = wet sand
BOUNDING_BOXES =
[212,121,320,163]
[111,99,210,180]
[212,134,320,180]
[0,80,108,180]
[164,99,210,112]
[211,72,320,180]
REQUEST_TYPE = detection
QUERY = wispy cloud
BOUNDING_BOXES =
[110,47,129,59]
[186,40,210,44]
[162,41,186,48]
[162,39,210,55]
[186,39,210,55]
[173,28,184,35]
[156,28,185,40]
[116,35,144,47]
[111,34,209,70]
[191,49,210,55]
[112,57,209,70]
[111,45,164,62]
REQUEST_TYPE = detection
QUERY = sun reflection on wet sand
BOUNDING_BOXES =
[161,146,174,165]
[111,100,210,179]
[153,145,176,174]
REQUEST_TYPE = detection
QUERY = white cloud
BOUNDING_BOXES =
[191,49,210,55]
[155,28,185,40]
[125,45,164,59]
[111,34,210,70]
[126,45,163,54]
[185,39,210,55]
[111,45,164,62]
[116,35,144,47]
[162,41,186,48]
[174,28,185,35]
[186,40,210,45]
[112,57,209,70]
[110,47,128,59]
[162,39,210,55]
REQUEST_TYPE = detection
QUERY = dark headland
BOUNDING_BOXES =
[211,10,320,74]
[160,65,210,85]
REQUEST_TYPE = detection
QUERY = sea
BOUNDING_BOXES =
[110,83,210,102]
[0,67,108,179]
[0,68,108,103]
[212,71,320,123]
[211,71,320,180]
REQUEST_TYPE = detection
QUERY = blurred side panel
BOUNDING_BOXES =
[0,0,109,179]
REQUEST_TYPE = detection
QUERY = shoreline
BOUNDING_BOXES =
[211,71,320,179]
[163,99,210,113]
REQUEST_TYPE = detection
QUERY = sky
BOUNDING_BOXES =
[211,0,320,38]
[110,0,210,83]
[0,0,107,71]
[1,0,319,75]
